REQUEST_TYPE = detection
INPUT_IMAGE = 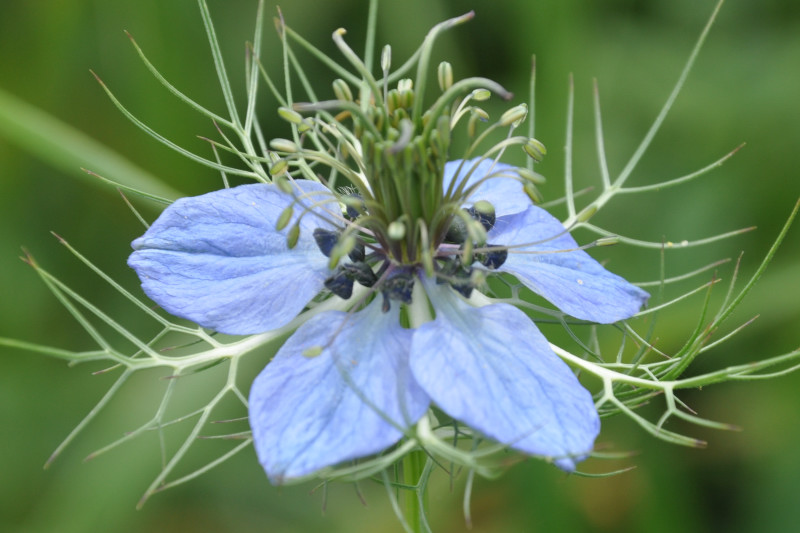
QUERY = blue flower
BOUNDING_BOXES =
[128,158,648,482]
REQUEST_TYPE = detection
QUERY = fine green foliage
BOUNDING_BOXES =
[1,1,798,531]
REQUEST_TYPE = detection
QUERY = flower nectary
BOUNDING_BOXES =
[127,158,649,481]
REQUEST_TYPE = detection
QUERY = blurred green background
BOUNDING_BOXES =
[2,0,799,532]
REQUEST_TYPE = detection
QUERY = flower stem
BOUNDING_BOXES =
[402,449,426,532]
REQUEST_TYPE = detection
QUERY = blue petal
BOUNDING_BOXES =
[128,181,337,334]
[410,283,599,470]
[490,206,649,323]
[443,158,531,217]
[249,300,430,483]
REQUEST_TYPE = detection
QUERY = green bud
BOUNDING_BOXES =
[462,239,473,264]
[381,45,392,72]
[388,89,401,114]
[523,138,547,162]
[398,78,413,92]
[469,269,486,288]
[341,194,365,216]
[275,205,293,230]
[516,167,546,185]
[278,106,304,124]
[421,247,435,278]
[274,175,293,194]
[332,79,353,102]
[436,115,450,151]
[577,205,597,223]
[596,236,620,246]
[388,220,406,240]
[523,182,543,204]
[471,108,489,122]
[286,223,301,249]
[270,138,299,153]
[500,103,528,128]
[437,61,453,91]
[270,159,289,176]
[472,200,495,219]
[472,88,491,101]
[329,234,356,269]
[466,219,487,246]
[467,114,479,138]
[303,346,323,358]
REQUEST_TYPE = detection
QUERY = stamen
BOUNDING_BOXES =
[380,268,415,312]
[313,228,339,257]
[476,245,508,269]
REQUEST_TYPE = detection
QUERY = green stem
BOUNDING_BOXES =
[402,450,426,532]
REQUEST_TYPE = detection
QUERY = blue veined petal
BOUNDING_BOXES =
[443,158,531,217]
[410,282,599,470]
[249,300,430,483]
[489,206,649,323]
[128,181,337,335]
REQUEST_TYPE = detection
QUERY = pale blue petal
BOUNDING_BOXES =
[490,206,649,323]
[128,181,337,334]
[410,283,599,470]
[249,300,430,483]
[443,158,531,217]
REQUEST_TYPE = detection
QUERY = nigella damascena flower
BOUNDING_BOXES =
[128,157,648,482]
